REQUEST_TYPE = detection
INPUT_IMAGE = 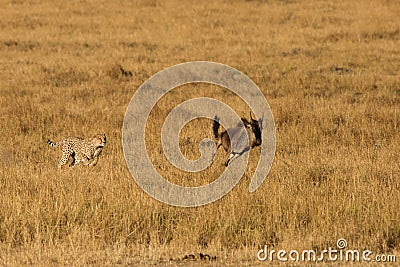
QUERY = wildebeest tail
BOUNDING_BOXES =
[212,116,220,139]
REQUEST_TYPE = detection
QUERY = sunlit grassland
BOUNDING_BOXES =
[0,0,399,265]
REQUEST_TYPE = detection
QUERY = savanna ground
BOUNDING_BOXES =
[0,0,400,265]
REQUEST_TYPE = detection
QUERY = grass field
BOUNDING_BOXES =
[0,0,399,265]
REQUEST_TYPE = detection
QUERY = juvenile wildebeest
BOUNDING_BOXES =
[213,113,262,166]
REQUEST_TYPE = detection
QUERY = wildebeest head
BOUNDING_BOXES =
[241,113,262,148]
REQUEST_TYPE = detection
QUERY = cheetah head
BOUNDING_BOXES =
[91,133,106,147]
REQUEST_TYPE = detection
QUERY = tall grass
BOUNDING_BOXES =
[0,0,399,265]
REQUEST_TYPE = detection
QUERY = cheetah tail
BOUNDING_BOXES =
[47,140,58,147]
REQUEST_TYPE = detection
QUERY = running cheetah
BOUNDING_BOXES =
[47,133,106,169]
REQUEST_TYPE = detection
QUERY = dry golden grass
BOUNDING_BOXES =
[0,0,400,265]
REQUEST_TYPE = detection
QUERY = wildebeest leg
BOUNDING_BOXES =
[225,152,240,166]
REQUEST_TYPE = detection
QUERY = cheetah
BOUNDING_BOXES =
[47,133,106,169]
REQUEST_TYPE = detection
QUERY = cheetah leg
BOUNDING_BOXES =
[58,149,72,169]
[88,157,98,167]
[72,153,89,167]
